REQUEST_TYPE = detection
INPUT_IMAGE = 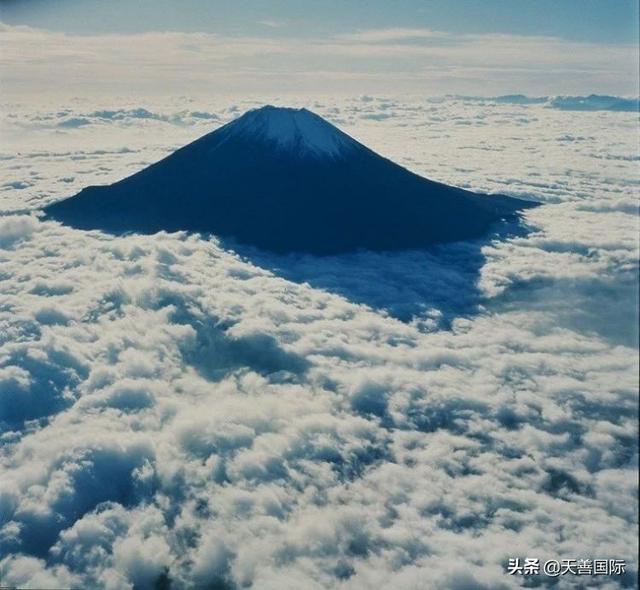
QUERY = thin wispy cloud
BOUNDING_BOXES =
[258,19,287,28]
[0,22,637,97]
[336,27,448,42]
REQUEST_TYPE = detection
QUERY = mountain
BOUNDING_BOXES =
[548,94,639,112]
[43,105,537,254]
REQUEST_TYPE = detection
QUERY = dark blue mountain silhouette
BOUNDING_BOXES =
[44,105,537,254]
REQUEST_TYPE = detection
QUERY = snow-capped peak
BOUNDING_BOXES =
[226,105,357,157]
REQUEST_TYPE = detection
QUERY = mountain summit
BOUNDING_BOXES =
[224,105,357,158]
[44,105,537,254]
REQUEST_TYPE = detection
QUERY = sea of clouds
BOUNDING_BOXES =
[0,96,638,589]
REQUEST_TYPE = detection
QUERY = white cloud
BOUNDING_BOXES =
[0,22,637,98]
[259,19,287,29]
[0,215,38,248]
[336,27,447,42]
[0,96,637,588]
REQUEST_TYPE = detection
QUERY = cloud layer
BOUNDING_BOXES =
[1,22,638,98]
[0,96,638,589]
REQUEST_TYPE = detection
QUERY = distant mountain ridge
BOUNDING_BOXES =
[458,94,639,112]
[44,105,537,254]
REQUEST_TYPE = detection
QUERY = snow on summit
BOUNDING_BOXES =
[226,105,357,157]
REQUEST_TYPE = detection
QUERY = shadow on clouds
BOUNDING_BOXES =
[489,271,639,348]
[234,219,533,329]
[162,297,310,380]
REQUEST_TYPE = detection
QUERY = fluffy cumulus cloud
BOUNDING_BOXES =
[0,97,638,589]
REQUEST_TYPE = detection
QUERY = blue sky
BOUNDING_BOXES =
[2,0,638,43]
[1,0,638,98]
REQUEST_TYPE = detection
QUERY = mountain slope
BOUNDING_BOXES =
[43,105,537,254]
